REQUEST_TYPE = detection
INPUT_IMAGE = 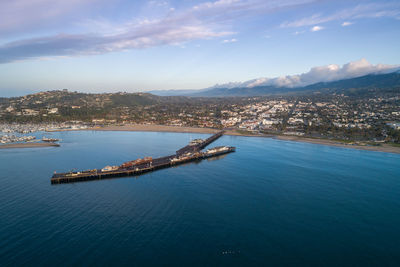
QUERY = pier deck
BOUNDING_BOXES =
[176,130,224,156]
[51,131,234,184]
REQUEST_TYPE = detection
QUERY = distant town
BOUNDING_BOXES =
[0,89,399,145]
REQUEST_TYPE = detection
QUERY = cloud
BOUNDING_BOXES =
[148,1,169,7]
[281,3,400,28]
[193,0,241,10]
[0,0,318,64]
[222,38,237,43]
[0,26,233,63]
[341,21,353,26]
[293,31,304,35]
[210,59,400,89]
[0,0,103,35]
[310,25,324,32]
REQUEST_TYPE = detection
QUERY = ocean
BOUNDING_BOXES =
[0,131,399,266]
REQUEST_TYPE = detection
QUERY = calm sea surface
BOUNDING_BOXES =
[0,131,400,266]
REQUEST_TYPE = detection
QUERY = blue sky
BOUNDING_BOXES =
[0,0,399,96]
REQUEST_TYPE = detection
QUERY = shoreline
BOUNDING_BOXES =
[0,142,60,149]
[55,124,400,154]
[272,135,400,154]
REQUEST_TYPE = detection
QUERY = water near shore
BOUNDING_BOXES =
[82,124,400,154]
[1,131,400,266]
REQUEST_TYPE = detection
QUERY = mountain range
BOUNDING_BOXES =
[151,71,400,97]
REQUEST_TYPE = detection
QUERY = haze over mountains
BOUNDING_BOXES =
[151,59,400,97]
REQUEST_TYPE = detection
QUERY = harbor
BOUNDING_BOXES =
[51,131,235,184]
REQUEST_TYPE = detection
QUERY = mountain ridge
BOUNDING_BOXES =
[150,71,400,97]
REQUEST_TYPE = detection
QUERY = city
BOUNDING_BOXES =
[1,0,400,266]
[1,89,399,145]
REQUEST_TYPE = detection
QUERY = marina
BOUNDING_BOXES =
[51,131,235,184]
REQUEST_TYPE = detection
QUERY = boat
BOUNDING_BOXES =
[42,137,60,142]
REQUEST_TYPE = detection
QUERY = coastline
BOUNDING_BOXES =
[86,124,221,134]
[0,142,60,149]
[56,124,400,154]
[273,135,400,154]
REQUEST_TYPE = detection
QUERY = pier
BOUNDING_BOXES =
[176,130,224,156]
[51,131,235,184]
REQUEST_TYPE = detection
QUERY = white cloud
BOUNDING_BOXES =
[148,1,169,7]
[222,38,237,43]
[194,0,241,10]
[311,25,324,32]
[0,0,316,63]
[0,25,234,63]
[281,3,400,28]
[341,21,353,26]
[210,59,399,89]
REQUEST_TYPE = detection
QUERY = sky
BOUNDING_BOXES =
[0,0,400,96]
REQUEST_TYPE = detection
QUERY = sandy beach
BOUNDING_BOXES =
[87,124,221,134]
[273,135,400,154]
[0,142,60,149]
[62,124,400,154]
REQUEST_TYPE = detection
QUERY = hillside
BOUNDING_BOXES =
[0,90,246,123]
[0,90,163,122]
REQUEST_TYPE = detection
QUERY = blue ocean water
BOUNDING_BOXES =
[0,131,400,266]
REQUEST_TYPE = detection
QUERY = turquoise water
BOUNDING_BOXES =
[1,131,400,266]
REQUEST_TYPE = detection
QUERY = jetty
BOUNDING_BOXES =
[51,131,235,184]
[0,142,60,149]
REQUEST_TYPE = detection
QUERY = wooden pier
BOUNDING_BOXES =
[51,131,235,184]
